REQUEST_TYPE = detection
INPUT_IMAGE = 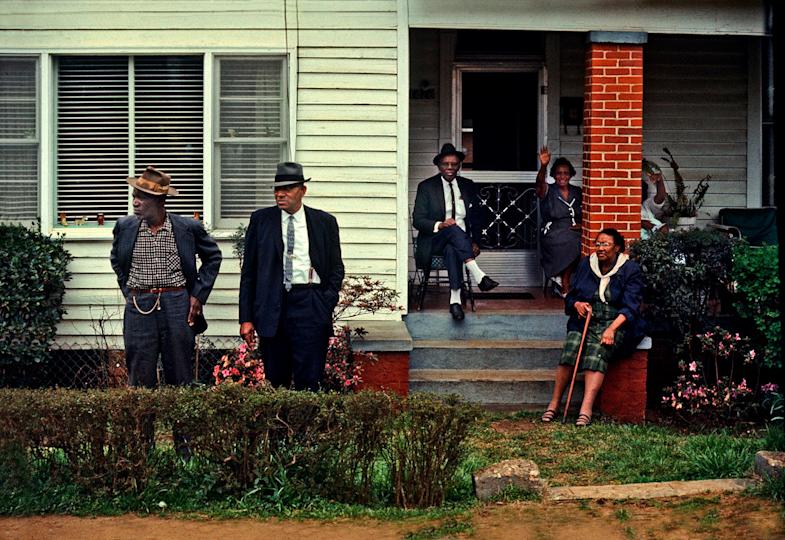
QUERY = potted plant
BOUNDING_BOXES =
[659,147,710,229]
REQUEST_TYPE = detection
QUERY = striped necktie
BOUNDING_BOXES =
[284,215,294,291]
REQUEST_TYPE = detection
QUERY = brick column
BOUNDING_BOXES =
[582,32,646,254]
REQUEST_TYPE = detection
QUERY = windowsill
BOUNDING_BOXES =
[49,223,245,241]
[50,225,114,240]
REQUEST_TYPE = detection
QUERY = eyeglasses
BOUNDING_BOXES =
[595,242,612,248]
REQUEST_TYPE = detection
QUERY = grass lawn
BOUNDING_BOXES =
[463,411,780,487]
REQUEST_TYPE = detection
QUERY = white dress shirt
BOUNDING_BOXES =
[281,206,321,285]
[433,176,468,233]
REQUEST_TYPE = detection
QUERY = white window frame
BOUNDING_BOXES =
[452,62,547,183]
[0,55,40,223]
[15,48,295,239]
[212,55,289,229]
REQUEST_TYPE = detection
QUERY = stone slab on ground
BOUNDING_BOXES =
[549,478,755,501]
[755,450,785,480]
[474,459,546,500]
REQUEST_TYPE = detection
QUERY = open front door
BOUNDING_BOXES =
[454,63,547,288]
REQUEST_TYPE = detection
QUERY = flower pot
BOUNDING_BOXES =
[675,216,697,230]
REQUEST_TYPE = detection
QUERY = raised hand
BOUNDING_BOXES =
[538,146,551,168]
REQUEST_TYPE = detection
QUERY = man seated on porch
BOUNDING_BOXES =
[412,143,499,321]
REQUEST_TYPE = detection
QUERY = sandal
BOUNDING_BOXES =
[541,409,558,423]
[575,413,592,427]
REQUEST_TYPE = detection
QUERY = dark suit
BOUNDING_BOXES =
[412,174,484,289]
[239,205,344,390]
[110,213,222,386]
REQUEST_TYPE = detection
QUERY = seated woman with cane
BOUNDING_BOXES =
[540,228,645,426]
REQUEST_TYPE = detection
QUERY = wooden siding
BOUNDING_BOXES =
[643,35,749,223]
[0,0,404,343]
[408,1,766,36]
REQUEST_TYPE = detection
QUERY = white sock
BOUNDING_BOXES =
[450,288,462,305]
[465,260,486,283]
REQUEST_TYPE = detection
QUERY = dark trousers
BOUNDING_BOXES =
[260,286,332,391]
[431,225,474,289]
[123,289,194,457]
[123,289,195,387]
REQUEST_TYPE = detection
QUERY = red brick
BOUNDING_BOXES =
[605,50,632,60]
[357,352,409,396]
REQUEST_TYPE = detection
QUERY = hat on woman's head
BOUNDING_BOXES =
[273,162,311,188]
[433,143,466,166]
[127,166,178,196]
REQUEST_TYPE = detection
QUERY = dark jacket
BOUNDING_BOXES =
[238,205,344,338]
[564,256,646,351]
[110,213,222,305]
[411,174,484,268]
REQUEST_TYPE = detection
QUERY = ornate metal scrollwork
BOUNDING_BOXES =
[476,184,539,250]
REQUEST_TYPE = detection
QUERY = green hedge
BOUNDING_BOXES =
[731,243,781,368]
[0,225,72,366]
[0,387,480,509]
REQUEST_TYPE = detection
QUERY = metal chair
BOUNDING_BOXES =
[412,232,475,312]
[707,207,777,246]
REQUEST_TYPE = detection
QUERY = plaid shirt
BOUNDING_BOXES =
[126,215,187,289]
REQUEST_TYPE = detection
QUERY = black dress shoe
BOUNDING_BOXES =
[478,276,499,292]
[449,303,465,321]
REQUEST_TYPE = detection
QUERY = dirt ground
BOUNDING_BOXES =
[2,494,783,540]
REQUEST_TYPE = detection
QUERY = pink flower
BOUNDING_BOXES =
[761,382,779,393]
[688,362,697,372]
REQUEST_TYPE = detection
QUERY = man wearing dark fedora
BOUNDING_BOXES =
[413,143,499,320]
[239,162,344,391]
[110,165,222,388]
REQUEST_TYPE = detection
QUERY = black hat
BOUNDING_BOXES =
[273,162,311,188]
[433,143,466,166]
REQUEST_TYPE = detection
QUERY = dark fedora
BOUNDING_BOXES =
[433,143,465,166]
[273,162,311,188]
[127,165,178,196]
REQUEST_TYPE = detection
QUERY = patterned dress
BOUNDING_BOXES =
[540,184,582,278]
[559,288,626,373]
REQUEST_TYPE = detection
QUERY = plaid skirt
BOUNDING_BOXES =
[558,318,626,374]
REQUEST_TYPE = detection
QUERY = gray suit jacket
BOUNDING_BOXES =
[110,213,222,305]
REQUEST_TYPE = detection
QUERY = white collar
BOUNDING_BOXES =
[282,205,305,223]
[441,175,459,184]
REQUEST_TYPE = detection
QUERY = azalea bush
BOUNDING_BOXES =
[662,326,775,421]
[213,342,266,388]
[324,325,366,393]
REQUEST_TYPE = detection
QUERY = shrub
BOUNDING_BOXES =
[0,387,480,509]
[0,225,72,366]
[212,342,266,388]
[731,243,781,368]
[662,326,760,421]
[387,393,481,508]
[629,228,735,352]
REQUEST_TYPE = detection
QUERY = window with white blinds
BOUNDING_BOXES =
[215,57,287,221]
[0,57,38,222]
[56,55,203,223]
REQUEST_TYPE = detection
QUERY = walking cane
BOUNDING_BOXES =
[563,310,592,423]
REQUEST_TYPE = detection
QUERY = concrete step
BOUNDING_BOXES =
[410,369,584,406]
[404,311,568,341]
[410,339,563,370]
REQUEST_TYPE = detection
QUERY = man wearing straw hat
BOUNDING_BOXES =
[110,166,222,388]
[239,162,344,391]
